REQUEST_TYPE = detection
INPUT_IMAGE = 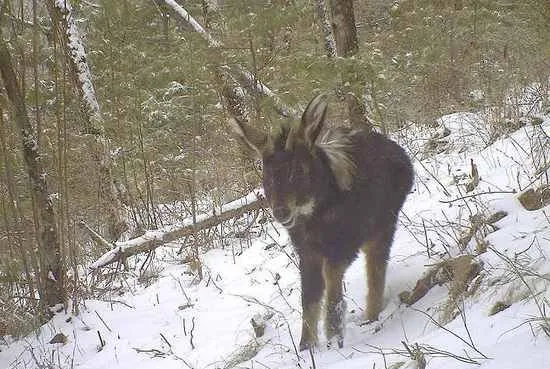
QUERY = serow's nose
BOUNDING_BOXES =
[272,206,291,222]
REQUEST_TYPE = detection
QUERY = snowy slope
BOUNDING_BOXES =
[1,114,550,369]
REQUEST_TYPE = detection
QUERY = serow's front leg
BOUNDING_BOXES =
[298,252,325,351]
[323,259,347,348]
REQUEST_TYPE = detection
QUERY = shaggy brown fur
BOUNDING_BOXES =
[230,94,413,350]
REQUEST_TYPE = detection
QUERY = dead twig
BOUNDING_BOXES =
[439,190,517,204]
[94,311,112,333]
[190,317,196,350]
[411,308,489,359]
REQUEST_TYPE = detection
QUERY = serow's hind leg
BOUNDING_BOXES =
[323,259,347,348]
[299,252,325,351]
[363,227,393,322]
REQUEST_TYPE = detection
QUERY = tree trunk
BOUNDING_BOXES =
[328,0,372,130]
[45,0,128,241]
[329,0,358,57]
[0,111,39,309]
[0,40,64,308]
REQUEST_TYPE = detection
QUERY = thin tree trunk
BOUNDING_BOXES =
[201,0,224,35]
[0,111,38,308]
[32,0,41,145]
[45,0,128,242]
[0,39,63,308]
[44,0,101,132]
[190,111,203,280]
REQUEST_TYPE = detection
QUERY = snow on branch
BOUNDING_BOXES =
[229,65,298,118]
[163,0,222,48]
[87,192,266,269]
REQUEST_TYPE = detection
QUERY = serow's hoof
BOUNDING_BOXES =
[326,335,344,349]
[299,340,316,352]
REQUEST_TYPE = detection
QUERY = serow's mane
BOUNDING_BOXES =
[317,128,357,191]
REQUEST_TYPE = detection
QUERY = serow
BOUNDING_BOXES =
[230,94,413,350]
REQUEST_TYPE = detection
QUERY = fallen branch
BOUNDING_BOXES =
[398,255,482,306]
[86,192,265,269]
[439,190,516,204]
[228,64,298,118]
[79,221,114,251]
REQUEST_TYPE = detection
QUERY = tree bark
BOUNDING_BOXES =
[87,193,265,269]
[315,0,337,58]
[329,0,358,57]
[45,0,128,241]
[44,0,101,133]
[0,40,64,308]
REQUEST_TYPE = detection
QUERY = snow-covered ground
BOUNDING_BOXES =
[2,113,550,369]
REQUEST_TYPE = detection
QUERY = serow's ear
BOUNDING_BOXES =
[228,118,272,157]
[300,94,328,149]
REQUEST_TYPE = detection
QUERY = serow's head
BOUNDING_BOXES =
[230,94,332,229]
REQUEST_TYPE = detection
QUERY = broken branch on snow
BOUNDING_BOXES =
[86,192,266,269]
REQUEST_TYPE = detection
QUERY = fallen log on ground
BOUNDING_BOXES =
[85,192,265,269]
[398,255,483,306]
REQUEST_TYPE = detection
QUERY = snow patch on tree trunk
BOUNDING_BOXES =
[54,0,101,121]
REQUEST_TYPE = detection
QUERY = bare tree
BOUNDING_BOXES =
[0,38,63,309]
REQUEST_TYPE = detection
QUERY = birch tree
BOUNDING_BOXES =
[45,0,127,242]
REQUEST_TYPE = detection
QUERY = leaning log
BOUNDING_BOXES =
[86,192,265,269]
[161,0,297,119]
